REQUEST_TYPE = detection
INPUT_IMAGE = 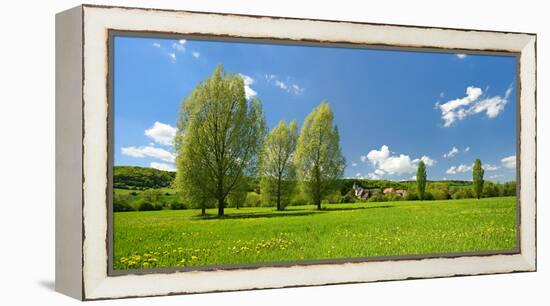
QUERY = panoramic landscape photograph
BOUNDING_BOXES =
[112,35,518,271]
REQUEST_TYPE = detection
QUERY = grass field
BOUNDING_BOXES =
[113,196,517,270]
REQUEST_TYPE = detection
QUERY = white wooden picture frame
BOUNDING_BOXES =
[55,4,536,300]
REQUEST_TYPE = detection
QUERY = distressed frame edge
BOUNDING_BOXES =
[76,5,537,300]
[55,5,84,300]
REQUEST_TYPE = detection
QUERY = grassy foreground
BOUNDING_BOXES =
[113,196,517,270]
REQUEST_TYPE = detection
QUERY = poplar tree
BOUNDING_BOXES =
[259,120,298,210]
[416,160,427,200]
[473,158,485,199]
[295,102,345,210]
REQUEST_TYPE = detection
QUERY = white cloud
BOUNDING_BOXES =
[501,155,516,169]
[363,145,434,178]
[488,174,504,180]
[238,73,257,100]
[192,51,200,58]
[355,172,362,178]
[267,75,304,95]
[446,164,472,175]
[150,162,176,172]
[291,84,304,95]
[152,42,161,48]
[411,175,417,180]
[444,146,459,158]
[456,53,467,59]
[169,52,176,62]
[367,172,380,180]
[351,162,358,167]
[121,146,175,163]
[483,164,499,171]
[172,40,186,52]
[436,86,511,127]
[464,146,470,152]
[468,95,508,118]
[412,156,436,167]
[144,121,177,146]
[275,80,287,90]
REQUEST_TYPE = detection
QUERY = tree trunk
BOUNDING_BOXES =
[218,197,225,216]
[201,206,206,216]
[276,177,281,211]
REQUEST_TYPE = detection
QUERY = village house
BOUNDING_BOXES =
[352,183,381,200]
[353,183,407,200]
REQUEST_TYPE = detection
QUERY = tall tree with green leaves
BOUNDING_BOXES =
[174,65,266,216]
[295,102,345,210]
[473,158,485,199]
[416,160,427,200]
[259,120,298,210]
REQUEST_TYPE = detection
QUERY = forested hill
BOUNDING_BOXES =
[114,166,175,189]
[113,165,475,191]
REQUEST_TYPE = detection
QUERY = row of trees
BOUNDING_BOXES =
[415,158,487,200]
[175,65,345,216]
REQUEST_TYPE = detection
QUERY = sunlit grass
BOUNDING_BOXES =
[113,196,517,270]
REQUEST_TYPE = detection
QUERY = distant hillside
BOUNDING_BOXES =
[339,178,472,192]
[114,166,175,189]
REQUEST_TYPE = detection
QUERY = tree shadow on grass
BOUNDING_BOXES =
[192,205,396,220]
[193,210,324,220]
[320,205,394,212]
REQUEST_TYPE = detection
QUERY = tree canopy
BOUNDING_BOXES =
[416,161,427,200]
[473,158,485,199]
[295,102,345,209]
[174,65,266,216]
[259,120,298,210]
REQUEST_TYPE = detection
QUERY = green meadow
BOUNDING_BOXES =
[113,196,517,270]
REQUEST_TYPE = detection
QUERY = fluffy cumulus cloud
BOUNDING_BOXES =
[436,86,512,127]
[121,146,175,163]
[501,155,516,169]
[192,51,200,58]
[144,121,177,146]
[362,145,435,179]
[238,73,257,100]
[444,146,459,158]
[150,162,176,172]
[446,164,472,175]
[464,146,470,152]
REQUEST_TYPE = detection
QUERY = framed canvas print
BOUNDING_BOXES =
[55,4,537,300]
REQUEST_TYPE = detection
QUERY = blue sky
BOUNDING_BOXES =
[114,35,517,182]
